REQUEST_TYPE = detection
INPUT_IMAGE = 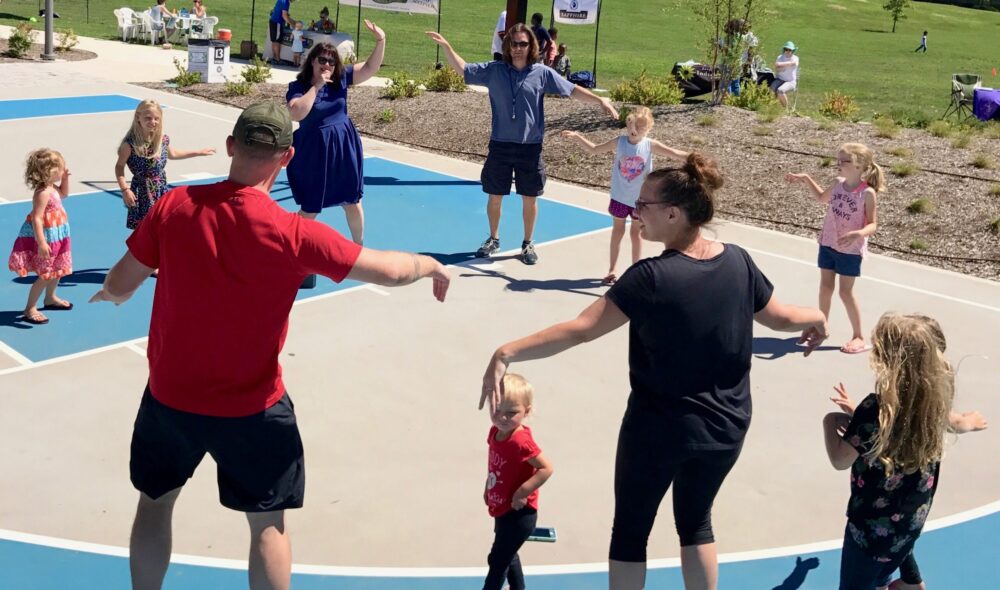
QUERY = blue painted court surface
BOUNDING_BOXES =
[0,157,608,362]
[0,94,145,121]
[1,506,997,589]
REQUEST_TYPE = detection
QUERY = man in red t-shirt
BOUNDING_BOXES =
[91,101,450,590]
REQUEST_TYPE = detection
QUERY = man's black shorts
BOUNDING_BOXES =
[268,21,283,43]
[481,140,545,197]
[130,387,305,512]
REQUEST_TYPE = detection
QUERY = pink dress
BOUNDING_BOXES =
[8,190,73,279]
[819,181,869,256]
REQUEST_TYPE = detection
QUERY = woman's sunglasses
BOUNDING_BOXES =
[510,41,530,49]
[633,199,671,213]
[315,56,336,66]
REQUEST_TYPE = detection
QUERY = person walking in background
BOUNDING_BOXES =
[914,31,928,53]
[491,10,506,61]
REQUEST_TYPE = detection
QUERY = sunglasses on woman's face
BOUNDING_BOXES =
[315,56,336,66]
[633,199,671,213]
[510,41,530,49]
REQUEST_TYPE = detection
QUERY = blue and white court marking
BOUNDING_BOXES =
[0,95,146,122]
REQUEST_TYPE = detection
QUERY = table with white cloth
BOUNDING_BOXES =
[263,29,354,64]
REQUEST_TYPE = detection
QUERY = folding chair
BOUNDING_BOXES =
[943,73,981,120]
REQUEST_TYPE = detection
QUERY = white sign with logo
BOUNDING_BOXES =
[339,0,439,15]
[553,0,599,25]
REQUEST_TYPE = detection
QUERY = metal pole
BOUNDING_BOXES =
[41,0,55,60]
[592,0,602,86]
[250,0,256,46]
[435,0,442,66]
[335,2,340,29]
[548,0,554,28]
[356,0,362,57]
[87,0,90,23]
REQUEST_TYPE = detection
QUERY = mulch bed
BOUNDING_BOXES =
[0,39,97,63]
[147,80,1000,281]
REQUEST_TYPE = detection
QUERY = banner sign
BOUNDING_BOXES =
[553,0,599,25]
[340,0,439,15]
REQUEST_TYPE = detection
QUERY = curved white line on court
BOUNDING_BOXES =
[1,499,997,578]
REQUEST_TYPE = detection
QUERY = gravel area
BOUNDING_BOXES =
[0,39,97,62]
[149,81,1000,281]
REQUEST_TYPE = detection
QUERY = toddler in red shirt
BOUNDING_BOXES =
[483,374,554,590]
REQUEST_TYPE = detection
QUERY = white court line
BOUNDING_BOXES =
[365,285,391,296]
[179,172,219,181]
[124,343,147,357]
[0,336,148,377]
[0,339,32,367]
[1,499,997,576]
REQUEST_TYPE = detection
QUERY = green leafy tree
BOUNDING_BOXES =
[883,0,911,33]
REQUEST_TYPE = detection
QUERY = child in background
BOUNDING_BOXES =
[786,143,883,354]
[544,27,559,66]
[292,21,305,66]
[823,313,959,590]
[562,106,688,284]
[914,31,927,53]
[483,374,553,590]
[552,43,570,77]
[114,100,215,230]
[8,149,74,325]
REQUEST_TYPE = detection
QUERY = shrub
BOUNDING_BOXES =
[873,116,900,139]
[989,184,1000,197]
[819,156,833,167]
[696,113,719,127]
[982,122,1000,140]
[424,67,466,92]
[927,120,952,138]
[817,118,838,132]
[223,78,254,97]
[567,153,581,165]
[6,22,35,58]
[241,55,272,84]
[376,108,396,123]
[724,80,779,112]
[990,218,1000,235]
[818,91,859,121]
[806,138,824,147]
[689,134,706,145]
[56,28,78,52]
[617,105,632,127]
[970,154,994,169]
[609,69,683,106]
[752,125,772,136]
[906,198,933,213]
[886,146,914,158]
[909,238,928,251]
[381,72,423,99]
[171,57,203,87]
[891,162,918,177]
[757,104,783,123]
[888,108,932,129]
[951,133,972,149]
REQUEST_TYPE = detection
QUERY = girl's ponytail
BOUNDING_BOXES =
[864,161,886,193]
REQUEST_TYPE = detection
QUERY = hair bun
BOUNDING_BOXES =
[684,152,724,191]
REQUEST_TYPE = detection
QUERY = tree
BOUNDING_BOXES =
[685,0,768,106]
[883,0,911,33]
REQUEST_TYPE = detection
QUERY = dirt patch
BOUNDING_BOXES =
[146,81,1000,281]
[0,39,97,63]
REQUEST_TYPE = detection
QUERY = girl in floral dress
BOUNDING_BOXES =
[8,149,74,325]
[114,100,215,230]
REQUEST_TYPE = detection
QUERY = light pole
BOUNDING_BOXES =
[41,0,55,60]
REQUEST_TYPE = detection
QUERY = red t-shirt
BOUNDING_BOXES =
[486,425,541,517]
[126,180,362,417]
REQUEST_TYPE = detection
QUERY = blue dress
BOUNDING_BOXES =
[286,66,364,213]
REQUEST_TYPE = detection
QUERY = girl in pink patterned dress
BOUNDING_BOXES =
[786,143,883,354]
[8,149,74,325]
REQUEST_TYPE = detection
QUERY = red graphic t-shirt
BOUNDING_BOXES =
[486,425,541,517]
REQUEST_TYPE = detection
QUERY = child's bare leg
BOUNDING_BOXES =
[23,277,50,321]
[606,217,626,283]
[838,275,866,351]
[818,269,835,319]
[343,202,364,246]
[629,219,642,265]
[43,277,69,307]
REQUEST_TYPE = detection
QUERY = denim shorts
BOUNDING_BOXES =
[818,245,862,277]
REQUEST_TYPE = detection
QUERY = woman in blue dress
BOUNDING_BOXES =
[286,19,385,246]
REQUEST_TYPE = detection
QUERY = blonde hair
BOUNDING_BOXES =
[867,313,954,475]
[24,148,65,191]
[839,143,886,193]
[125,100,165,159]
[501,373,534,408]
[626,106,654,132]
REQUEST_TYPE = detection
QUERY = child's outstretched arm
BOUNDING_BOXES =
[30,189,52,259]
[785,172,834,203]
[650,139,689,162]
[511,453,554,510]
[57,168,71,198]
[560,130,617,155]
[822,413,859,470]
[168,145,216,160]
[949,411,988,433]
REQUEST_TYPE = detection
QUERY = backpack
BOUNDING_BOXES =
[568,70,595,89]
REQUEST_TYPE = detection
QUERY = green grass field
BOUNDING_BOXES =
[3,0,1000,118]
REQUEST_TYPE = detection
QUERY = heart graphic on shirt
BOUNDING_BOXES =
[619,155,646,182]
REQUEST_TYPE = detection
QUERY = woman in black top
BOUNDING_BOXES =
[481,153,828,590]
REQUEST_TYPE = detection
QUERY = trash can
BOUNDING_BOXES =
[187,38,230,83]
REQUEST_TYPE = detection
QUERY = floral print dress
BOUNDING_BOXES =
[842,393,940,563]
[125,134,170,230]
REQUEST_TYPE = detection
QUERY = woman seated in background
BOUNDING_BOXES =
[191,0,206,18]
[311,6,336,33]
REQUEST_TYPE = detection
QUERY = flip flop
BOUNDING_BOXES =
[41,301,73,311]
[602,274,617,285]
[841,342,873,354]
[21,312,49,325]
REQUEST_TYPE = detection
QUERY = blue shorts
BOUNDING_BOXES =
[818,245,862,277]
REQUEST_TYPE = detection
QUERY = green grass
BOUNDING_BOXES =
[886,146,914,158]
[891,162,919,177]
[3,0,1000,119]
[906,198,933,213]
[971,153,995,169]
[696,114,719,127]
[989,184,1000,196]
[991,218,1000,235]
[909,238,929,251]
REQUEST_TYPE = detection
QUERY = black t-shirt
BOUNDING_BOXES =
[605,243,773,450]
[842,393,940,562]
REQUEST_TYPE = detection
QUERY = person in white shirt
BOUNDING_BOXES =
[770,41,799,107]
[491,10,506,61]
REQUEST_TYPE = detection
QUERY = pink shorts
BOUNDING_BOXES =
[608,199,636,219]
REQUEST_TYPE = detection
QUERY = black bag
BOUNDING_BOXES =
[568,70,596,89]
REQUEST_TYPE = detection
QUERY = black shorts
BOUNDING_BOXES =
[268,21,283,43]
[481,140,545,197]
[130,387,305,512]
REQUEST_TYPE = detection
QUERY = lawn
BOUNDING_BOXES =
[2,0,1000,119]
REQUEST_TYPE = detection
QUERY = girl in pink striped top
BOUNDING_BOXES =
[786,143,883,354]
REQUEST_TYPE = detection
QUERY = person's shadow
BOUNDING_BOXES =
[12,268,108,286]
[458,264,607,298]
[753,336,839,360]
[772,556,820,590]
[0,310,34,329]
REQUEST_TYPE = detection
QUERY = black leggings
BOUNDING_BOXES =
[609,413,743,562]
[483,507,538,590]
[898,550,923,585]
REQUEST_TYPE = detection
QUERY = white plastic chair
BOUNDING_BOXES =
[200,15,218,38]
[115,8,141,41]
[140,10,164,45]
